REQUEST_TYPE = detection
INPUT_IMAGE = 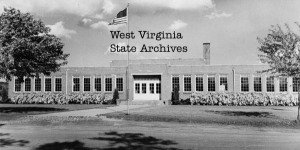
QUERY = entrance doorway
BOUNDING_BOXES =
[133,75,161,100]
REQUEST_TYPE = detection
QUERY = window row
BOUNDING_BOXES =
[14,76,123,92]
[172,75,228,92]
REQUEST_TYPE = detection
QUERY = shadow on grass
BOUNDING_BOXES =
[35,131,184,150]
[205,110,277,118]
[0,107,66,113]
[0,125,29,148]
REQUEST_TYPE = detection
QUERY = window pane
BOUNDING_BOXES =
[73,77,80,92]
[25,78,31,92]
[135,83,140,94]
[55,78,62,92]
[266,77,274,92]
[184,76,191,92]
[84,77,90,91]
[35,78,41,91]
[196,76,203,91]
[105,78,112,91]
[293,77,299,92]
[279,78,287,92]
[142,83,146,94]
[254,77,262,92]
[241,76,249,92]
[208,76,215,91]
[156,83,161,94]
[150,83,154,94]
[15,78,21,92]
[172,76,180,91]
[116,77,123,91]
[220,76,228,91]
[45,78,52,92]
[94,77,101,91]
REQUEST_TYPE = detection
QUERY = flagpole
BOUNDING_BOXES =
[126,3,130,115]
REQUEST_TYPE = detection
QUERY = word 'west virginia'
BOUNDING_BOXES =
[110,31,183,41]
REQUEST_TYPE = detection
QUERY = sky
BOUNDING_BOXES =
[1,0,300,67]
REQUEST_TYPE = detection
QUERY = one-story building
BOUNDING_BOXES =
[8,43,300,104]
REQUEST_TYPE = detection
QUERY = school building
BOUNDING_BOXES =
[8,43,300,104]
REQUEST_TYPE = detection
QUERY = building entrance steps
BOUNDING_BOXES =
[33,105,149,117]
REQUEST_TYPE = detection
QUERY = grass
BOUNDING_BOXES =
[103,105,300,128]
[0,104,113,121]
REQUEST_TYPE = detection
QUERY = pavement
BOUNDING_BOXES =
[35,105,149,117]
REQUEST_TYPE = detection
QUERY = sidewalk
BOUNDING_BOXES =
[35,105,149,117]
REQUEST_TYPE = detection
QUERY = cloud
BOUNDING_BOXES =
[0,0,115,17]
[132,0,215,10]
[206,10,232,19]
[168,20,187,30]
[90,21,125,30]
[47,21,76,38]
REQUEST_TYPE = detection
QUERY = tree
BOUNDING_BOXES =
[257,23,300,121]
[0,7,69,82]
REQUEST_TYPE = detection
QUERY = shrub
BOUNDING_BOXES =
[111,88,119,104]
[188,92,299,106]
[171,87,180,105]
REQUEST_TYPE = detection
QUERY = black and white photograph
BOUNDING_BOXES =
[0,0,300,149]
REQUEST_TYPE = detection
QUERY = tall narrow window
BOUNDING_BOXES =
[45,77,52,92]
[279,77,287,92]
[116,77,123,91]
[142,83,146,94]
[196,75,203,92]
[241,75,249,92]
[149,83,154,94]
[35,78,41,92]
[293,77,300,92]
[135,83,140,94]
[94,77,101,91]
[24,78,31,92]
[156,83,161,94]
[219,75,228,91]
[184,75,191,92]
[172,76,180,91]
[266,77,274,92]
[14,78,21,92]
[84,77,91,92]
[55,77,62,92]
[73,77,80,92]
[105,77,112,92]
[208,75,215,92]
[254,76,262,92]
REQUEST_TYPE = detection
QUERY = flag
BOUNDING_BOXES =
[109,7,127,25]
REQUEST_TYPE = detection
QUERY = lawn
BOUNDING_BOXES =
[0,104,112,121]
[103,105,300,128]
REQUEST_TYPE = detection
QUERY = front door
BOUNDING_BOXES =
[134,79,161,100]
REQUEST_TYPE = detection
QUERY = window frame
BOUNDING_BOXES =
[34,77,42,92]
[279,77,288,92]
[183,75,192,92]
[266,76,275,92]
[219,74,228,91]
[94,76,102,92]
[44,76,52,92]
[14,77,22,93]
[253,75,262,92]
[83,76,91,92]
[116,77,124,92]
[72,76,80,92]
[54,77,62,92]
[172,75,180,92]
[24,77,31,92]
[207,75,216,92]
[240,75,249,92]
[105,76,113,92]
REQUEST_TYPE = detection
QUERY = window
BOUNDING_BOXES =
[44,77,52,92]
[241,76,249,92]
[150,83,154,94]
[94,77,101,91]
[142,83,146,94]
[84,77,91,92]
[184,75,191,92]
[14,78,21,92]
[35,78,41,92]
[105,77,112,91]
[135,83,140,93]
[156,83,161,94]
[266,77,274,92]
[172,76,180,91]
[55,77,62,92]
[196,76,203,92]
[116,77,123,91]
[254,76,262,92]
[219,75,228,91]
[24,78,31,92]
[293,77,300,92]
[279,77,287,92]
[73,77,80,92]
[208,75,215,92]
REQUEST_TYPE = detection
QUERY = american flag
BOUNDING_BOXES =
[109,7,127,25]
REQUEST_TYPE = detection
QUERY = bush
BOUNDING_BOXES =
[171,87,180,105]
[111,88,119,104]
[189,92,298,106]
[9,93,113,104]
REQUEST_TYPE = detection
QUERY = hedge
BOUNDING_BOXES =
[9,93,113,104]
[189,92,299,106]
